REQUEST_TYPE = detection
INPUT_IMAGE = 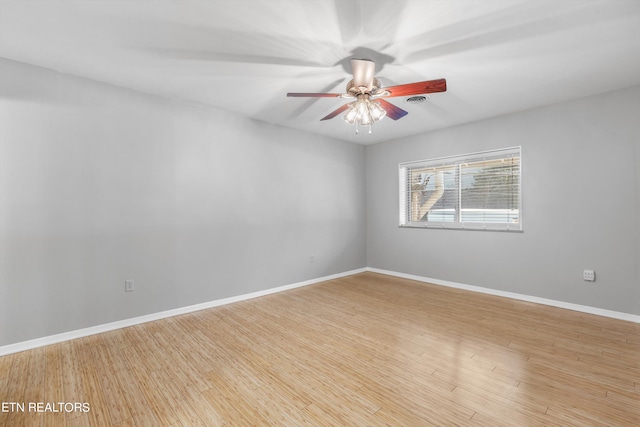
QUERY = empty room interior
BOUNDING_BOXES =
[1,1,639,426]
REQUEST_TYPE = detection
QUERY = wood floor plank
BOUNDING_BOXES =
[203,369,272,426]
[43,344,66,427]
[90,341,132,425]
[2,272,639,426]
[150,368,210,427]
[0,352,16,404]
[74,339,112,427]
[99,339,163,427]
[120,345,180,427]
[59,340,86,425]
[1,350,30,427]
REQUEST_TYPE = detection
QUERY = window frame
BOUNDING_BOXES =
[399,147,522,232]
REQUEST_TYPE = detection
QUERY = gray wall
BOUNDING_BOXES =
[2,57,638,348]
[0,59,367,346]
[366,85,640,315]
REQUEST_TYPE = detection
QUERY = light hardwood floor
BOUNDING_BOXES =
[1,272,639,426]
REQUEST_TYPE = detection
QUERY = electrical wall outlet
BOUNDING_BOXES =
[125,279,135,292]
[583,270,595,282]
[309,255,315,264]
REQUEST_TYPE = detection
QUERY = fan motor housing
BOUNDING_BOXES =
[346,78,382,96]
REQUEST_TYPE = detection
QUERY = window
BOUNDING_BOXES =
[399,147,521,231]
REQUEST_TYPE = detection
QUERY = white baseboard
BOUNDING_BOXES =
[0,268,366,356]
[366,267,640,324]
[3,266,638,356]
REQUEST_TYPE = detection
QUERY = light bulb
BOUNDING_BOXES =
[356,99,368,118]
[342,103,357,124]
[344,96,385,132]
[369,101,386,122]
[351,99,369,125]
[360,111,372,125]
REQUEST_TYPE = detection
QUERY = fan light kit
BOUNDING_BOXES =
[287,58,446,134]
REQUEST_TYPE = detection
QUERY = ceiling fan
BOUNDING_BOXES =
[287,58,446,134]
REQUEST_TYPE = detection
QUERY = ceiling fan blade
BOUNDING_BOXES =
[377,99,409,120]
[287,92,343,98]
[285,78,346,120]
[351,58,376,91]
[384,79,447,97]
[320,104,351,121]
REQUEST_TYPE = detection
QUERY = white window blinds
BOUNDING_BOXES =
[399,147,521,231]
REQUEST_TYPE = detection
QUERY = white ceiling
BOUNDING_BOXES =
[1,0,640,145]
